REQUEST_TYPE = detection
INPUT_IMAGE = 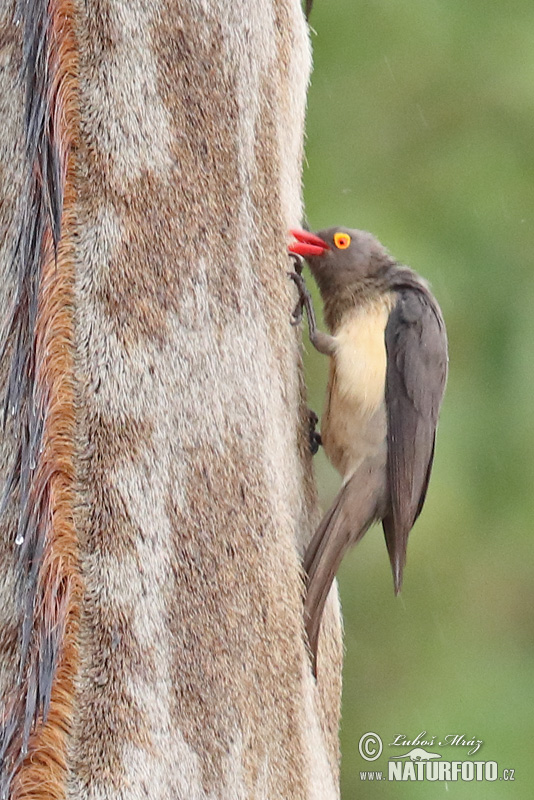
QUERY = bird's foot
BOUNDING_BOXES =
[290,292,304,326]
[308,409,322,455]
[289,252,304,277]
[288,255,314,327]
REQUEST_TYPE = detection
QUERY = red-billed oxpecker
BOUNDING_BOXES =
[289,227,448,672]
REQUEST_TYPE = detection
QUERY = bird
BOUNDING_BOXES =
[288,227,448,671]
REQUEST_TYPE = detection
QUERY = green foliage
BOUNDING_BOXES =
[303,2,534,795]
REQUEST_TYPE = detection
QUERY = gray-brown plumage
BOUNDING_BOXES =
[289,227,448,671]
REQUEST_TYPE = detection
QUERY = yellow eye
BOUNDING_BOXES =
[333,232,351,250]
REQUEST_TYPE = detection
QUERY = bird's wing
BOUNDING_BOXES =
[383,284,448,589]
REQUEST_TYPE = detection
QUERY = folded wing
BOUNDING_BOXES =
[383,282,448,590]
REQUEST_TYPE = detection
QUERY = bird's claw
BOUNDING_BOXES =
[289,252,304,275]
[288,263,313,327]
[308,409,322,455]
[291,301,303,326]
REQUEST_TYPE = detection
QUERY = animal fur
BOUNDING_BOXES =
[0,2,343,798]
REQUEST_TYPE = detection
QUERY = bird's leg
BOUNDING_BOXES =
[288,253,306,325]
[288,258,323,456]
[308,409,322,455]
[288,258,336,356]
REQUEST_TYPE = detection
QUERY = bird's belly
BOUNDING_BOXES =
[322,390,387,479]
[321,301,391,479]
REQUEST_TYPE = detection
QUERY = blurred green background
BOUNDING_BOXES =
[302,1,534,796]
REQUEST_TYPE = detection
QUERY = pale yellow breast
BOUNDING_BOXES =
[332,297,393,414]
[321,296,393,479]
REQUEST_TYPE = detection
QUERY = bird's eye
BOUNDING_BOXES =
[333,232,351,250]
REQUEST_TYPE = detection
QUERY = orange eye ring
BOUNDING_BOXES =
[333,232,351,249]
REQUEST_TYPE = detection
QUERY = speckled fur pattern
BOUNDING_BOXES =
[0,2,343,798]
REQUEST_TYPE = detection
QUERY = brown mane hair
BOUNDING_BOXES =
[0,2,80,796]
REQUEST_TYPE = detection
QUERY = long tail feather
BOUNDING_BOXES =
[303,466,383,675]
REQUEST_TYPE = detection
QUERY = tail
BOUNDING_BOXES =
[303,468,382,675]
[382,513,408,595]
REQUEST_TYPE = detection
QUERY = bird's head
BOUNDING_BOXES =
[289,226,394,296]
